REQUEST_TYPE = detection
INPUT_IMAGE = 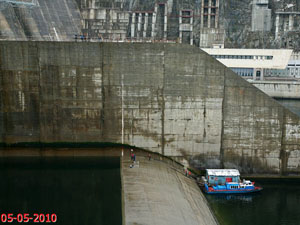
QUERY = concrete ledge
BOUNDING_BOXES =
[250,80,300,99]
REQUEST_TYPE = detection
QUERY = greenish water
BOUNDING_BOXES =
[206,180,300,225]
[0,157,121,225]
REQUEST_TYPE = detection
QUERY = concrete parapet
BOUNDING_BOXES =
[250,81,300,99]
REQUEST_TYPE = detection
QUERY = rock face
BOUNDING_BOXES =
[221,0,300,50]
[1,41,300,175]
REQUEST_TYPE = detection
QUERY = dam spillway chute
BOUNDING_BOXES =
[0,0,37,8]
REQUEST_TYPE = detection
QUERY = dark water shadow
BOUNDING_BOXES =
[0,157,121,225]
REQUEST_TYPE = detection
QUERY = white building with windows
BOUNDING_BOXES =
[265,52,300,78]
[201,48,293,80]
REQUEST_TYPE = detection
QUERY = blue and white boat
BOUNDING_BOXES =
[201,169,263,194]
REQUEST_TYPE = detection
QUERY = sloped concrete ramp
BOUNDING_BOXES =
[122,156,218,225]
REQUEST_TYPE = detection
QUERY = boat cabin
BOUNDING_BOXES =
[205,169,240,185]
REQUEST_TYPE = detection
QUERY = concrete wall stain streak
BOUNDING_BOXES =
[0,41,300,175]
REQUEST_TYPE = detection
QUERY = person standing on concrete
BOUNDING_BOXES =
[98,33,102,42]
[148,153,151,161]
[130,149,134,161]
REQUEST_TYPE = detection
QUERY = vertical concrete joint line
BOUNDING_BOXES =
[202,63,208,152]
[161,45,165,156]
[100,43,105,138]
[36,42,42,143]
[220,68,226,168]
[121,73,124,146]
[279,109,287,175]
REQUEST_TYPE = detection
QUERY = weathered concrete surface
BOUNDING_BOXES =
[0,0,81,41]
[250,81,300,99]
[0,41,300,176]
[1,0,300,50]
[122,156,218,225]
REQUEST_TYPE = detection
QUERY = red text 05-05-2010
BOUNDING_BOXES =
[0,213,57,223]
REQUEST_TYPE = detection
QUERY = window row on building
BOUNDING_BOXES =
[265,66,300,78]
[231,68,254,77]
[212,55,273,60]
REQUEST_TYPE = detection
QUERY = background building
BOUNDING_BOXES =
[202,48,293,80]
[265,52,300,78]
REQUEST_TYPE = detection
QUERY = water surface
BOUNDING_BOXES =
[205,179,300,225]
[0,157,121,225]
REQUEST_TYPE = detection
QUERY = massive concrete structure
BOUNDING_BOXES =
[0,0,81,41]
[1,0,300,50]
[251,0,271,32]
[0,0,225,47]
[1,41,300,176]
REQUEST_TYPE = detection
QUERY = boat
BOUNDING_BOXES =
[201,169,263,194]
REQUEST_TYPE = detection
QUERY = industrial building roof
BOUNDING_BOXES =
[206,169,240,176]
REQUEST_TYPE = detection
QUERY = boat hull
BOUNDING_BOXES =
[203,187,263,195]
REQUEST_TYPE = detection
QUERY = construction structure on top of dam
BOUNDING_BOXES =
[1,0,300,50]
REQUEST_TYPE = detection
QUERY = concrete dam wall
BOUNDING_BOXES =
[1,41,300,175]
[0,0,81,41]
[2,0,300,50]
